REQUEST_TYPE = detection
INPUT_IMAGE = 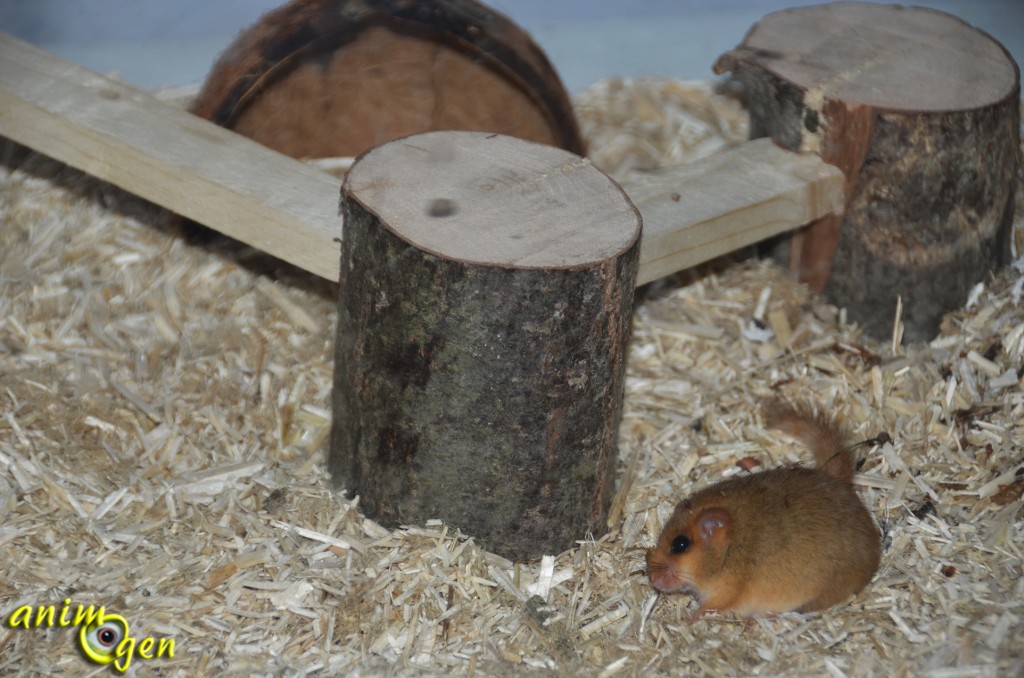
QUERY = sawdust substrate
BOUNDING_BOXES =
[1,77,1023,676]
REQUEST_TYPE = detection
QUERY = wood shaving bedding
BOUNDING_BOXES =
[0,78,1022,676]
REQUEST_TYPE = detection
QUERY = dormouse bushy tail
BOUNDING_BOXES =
[763,400,856,484]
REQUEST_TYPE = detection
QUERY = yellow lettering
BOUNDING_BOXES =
[137,637,154,659]
[72,605,105,627]
[59,598,73,626]
[157,637,175,658]
[113,636,135,673]
[7,605,32,629]
[33,605,55,628]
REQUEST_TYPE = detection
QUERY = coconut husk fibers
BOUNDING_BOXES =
[1,78,1022,676]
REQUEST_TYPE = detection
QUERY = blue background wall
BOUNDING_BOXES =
[1,1,1021,93]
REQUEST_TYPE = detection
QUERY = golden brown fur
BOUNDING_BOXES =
[646,401,881,618]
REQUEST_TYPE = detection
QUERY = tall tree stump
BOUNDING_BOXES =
[330,131,640,560]
[715,2,1020,341]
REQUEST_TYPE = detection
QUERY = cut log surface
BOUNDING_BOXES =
[716,1,1020,341]
[331,131,640,559]
[725,3,1017,112]
[341,133,638,267]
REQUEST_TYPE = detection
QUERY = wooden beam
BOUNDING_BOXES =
[0,32,342,281]
[0,32,844,287]
[624,138,844,285]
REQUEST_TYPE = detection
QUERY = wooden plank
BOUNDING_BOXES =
[0,32,343,281]
[0,32,844,287]
[622,138,844,285]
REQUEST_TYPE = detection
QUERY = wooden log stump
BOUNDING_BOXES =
[715,2,1020,341]
[331,131,640,560]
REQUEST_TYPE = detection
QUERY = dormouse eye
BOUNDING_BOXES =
[669,535,691,554]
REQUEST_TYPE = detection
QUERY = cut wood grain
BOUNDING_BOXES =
[0,32,844,287]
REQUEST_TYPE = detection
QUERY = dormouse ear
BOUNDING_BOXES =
[694,508,731,545]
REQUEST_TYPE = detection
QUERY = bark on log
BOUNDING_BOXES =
[330,131,640,560]
[715,2,1020,341]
